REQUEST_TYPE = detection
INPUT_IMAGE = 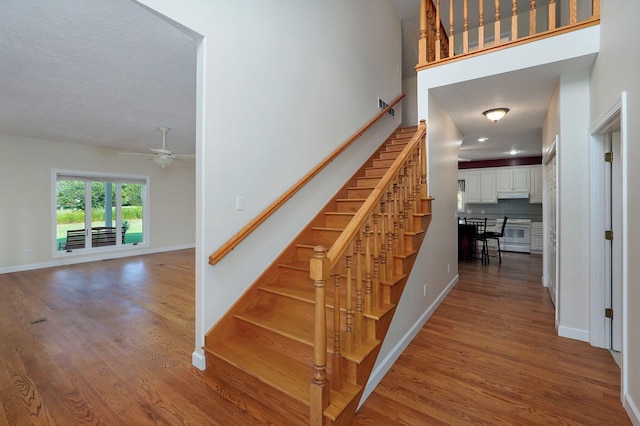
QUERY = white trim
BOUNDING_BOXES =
[192,350,206,370]
[358,274,459,408]
[557,325,589,342]
[0,244,195,275]
[624,393,640,426]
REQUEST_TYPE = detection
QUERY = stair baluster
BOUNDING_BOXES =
[332,271,342,391]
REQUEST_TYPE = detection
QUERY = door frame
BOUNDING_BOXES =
[542,137,558,321]
[588,91,627,399]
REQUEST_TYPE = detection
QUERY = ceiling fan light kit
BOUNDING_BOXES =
[119,126,194,168]
[153,153,174,168]
[483,108,509,123]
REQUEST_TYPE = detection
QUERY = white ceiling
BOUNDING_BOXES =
[0,0,199,155]
[1,1,594,162]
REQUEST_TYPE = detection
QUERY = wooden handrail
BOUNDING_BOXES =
[418,0,601,69]
[326,121,426,271]
[208,94,405,265]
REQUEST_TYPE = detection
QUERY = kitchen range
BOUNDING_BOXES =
[494,218,531,253]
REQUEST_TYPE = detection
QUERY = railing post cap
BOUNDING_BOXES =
[310,245,330,281]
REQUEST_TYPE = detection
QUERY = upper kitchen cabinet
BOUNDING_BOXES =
[496,167,530,193]
[530,165,543,203]
[466,170,497,203]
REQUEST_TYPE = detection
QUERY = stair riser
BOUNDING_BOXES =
[384,144,407,154]
[346,187,373,198]
[356,177,381,187]
[325,213,355,228]
[204,352,309,424]
[336,199,365,213]
[364,168,387,178]
[277,265,310,283]
[372,158,395,168]
[378,151,401,160]
[312,228,343,245]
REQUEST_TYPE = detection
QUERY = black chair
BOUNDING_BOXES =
[464,217,488,264]
[482,216,508,264]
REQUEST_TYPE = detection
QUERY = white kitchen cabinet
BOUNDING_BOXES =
[465,170,497,203]
[530,165,543,203]
[531,222,543,253]
[496,167,530,192]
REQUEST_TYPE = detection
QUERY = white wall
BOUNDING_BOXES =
[590,1,640,421]
[402,76,418,127]
[556,69,591,340]
[0,133,195,272]
[136,0,403,369]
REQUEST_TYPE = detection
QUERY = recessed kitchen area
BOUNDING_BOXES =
[458,160,543,258]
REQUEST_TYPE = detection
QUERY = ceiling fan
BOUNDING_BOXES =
[119,127,194,168]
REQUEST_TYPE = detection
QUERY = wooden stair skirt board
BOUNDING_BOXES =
[203,126,432,425]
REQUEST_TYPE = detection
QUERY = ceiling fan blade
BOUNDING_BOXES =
[118,152,156,157]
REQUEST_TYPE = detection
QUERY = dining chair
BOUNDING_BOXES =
[464,217,488,264]
[482,216,508,264]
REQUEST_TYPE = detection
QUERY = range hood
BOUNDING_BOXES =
[497,192,530,199]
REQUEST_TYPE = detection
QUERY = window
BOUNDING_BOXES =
[54,171,148,253]
[457,179,466,213]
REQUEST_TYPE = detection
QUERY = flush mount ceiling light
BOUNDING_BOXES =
[483,108,510,123]
[478,137,489,142]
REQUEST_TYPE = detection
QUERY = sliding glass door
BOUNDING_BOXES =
[55,172,147,253]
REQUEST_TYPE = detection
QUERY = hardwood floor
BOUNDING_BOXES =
[351,252,630,425]
[0,250,629,425]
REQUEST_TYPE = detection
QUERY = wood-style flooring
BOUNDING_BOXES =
[0,249,629,425]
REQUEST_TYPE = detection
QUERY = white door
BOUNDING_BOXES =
[605,132,623,351]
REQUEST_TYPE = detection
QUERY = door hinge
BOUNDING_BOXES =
[605,230,614,241]
[605,151,613,163]
[605,308,614,319]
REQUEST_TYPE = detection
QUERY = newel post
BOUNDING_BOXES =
[310,246,330,425]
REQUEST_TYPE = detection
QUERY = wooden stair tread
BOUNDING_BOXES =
[205,336,312,405]
[236,303,381,362]
[263,283,396,321]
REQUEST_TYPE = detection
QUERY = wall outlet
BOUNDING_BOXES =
[236,196,245,211]
[423,284,427,297]
[23,249,32,256]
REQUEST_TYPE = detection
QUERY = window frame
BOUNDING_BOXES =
[52,169,150,257]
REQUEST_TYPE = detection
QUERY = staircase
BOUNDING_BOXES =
[203,124,432,425]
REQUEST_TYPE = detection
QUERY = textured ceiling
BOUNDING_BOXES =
[0,0,199,155]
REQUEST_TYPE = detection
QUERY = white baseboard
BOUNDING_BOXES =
[557,325,589,342]
[358,274,459,408]
[624,392,640,426]
[192,350,206,370]
[0,243,195,275]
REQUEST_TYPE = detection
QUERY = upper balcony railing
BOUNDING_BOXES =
[417,0,600,70]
